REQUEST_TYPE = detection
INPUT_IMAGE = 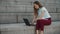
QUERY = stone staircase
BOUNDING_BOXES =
[0,21,60,34]
[0,0,60,24]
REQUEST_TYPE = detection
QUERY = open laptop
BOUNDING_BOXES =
[23,18,35,26]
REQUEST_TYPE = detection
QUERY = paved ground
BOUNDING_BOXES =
[0,21,60,34]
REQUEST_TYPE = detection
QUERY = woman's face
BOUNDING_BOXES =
[34,4,39,9]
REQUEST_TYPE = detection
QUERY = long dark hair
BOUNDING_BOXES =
[33,1,43,18]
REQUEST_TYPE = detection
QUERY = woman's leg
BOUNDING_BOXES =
[36,30,39,34]
[36,20,44,34]
[36,19,51,34]
[40,30,44,34]
[36,20,40,34]
[36,30,44,34]
[39,22,44,34]
[39,18,51,34]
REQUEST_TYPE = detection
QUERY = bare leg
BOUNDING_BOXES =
[36,30,39,34]
[40,31,44,34]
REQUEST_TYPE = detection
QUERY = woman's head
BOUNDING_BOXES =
[33,1,43,9]
[33,1,43,18]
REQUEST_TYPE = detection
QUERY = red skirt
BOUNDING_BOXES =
[36,18,51,31]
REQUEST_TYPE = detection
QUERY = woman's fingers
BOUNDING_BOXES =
[32,19,35,23]
[32,18,37,23]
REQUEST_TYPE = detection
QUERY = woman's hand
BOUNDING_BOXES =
[35,18,40,21]
[32,19,35,23]
[35,18,42,21]
[32,18,36,24]
[34,18,39,22]
[32,18,41,24]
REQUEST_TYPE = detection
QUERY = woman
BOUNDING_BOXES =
[32,1,51,34]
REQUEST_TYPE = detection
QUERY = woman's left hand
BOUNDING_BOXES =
[36,18,42,21]
[35,18,39,21]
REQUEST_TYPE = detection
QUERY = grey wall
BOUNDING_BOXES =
[0,0,60,24]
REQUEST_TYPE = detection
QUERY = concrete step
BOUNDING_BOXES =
[0,21,60,34]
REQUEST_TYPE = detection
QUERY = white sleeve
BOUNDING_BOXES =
[41,7,45,12]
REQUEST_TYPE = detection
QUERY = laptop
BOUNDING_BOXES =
[23,18,35,26]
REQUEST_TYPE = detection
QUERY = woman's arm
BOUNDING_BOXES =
[36,11,45,20]
[32,14,36,24]
[32,15,35,22]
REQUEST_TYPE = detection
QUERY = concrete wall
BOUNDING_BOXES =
[0,0,60,24]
